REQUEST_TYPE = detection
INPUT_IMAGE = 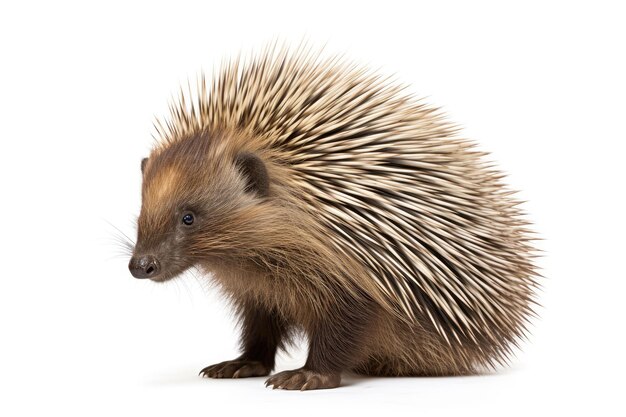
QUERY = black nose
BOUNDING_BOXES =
[129,255,161,279]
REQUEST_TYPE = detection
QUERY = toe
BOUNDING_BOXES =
[202,360,269,379]
[300,376,320,391]
[199,364,217,377]
[218,362,238,378]
[233,363,268,378]
[282,372,306,390]
[265,372,286,388]
[265,368,340,390]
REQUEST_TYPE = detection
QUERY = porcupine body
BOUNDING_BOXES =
[128,46,538,390]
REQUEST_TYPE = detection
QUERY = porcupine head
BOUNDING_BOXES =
[129,132,286,282]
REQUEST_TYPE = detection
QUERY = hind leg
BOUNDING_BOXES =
[265,293,377,390]
[200,302,287,378]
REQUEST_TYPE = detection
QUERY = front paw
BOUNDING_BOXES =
[199,360,270,378]
[265,368,341,390]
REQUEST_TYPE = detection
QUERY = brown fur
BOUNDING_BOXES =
[130,47,539,390]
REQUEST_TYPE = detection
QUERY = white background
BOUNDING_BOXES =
[1,1,624,415]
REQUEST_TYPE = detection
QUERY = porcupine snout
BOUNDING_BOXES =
[129,255,161,279]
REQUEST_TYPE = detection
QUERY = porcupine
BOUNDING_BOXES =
[128,46,539,390]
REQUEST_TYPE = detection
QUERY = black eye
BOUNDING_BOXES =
[182,213,194,225]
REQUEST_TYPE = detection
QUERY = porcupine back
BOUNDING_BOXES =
[155,45,539,372]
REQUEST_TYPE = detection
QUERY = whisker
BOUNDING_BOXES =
[104,219,136,247]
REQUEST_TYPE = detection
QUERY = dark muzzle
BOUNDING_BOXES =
[128,255,161,279]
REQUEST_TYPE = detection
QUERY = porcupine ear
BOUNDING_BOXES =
[235,152,270,197]
[141,157,149,174]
